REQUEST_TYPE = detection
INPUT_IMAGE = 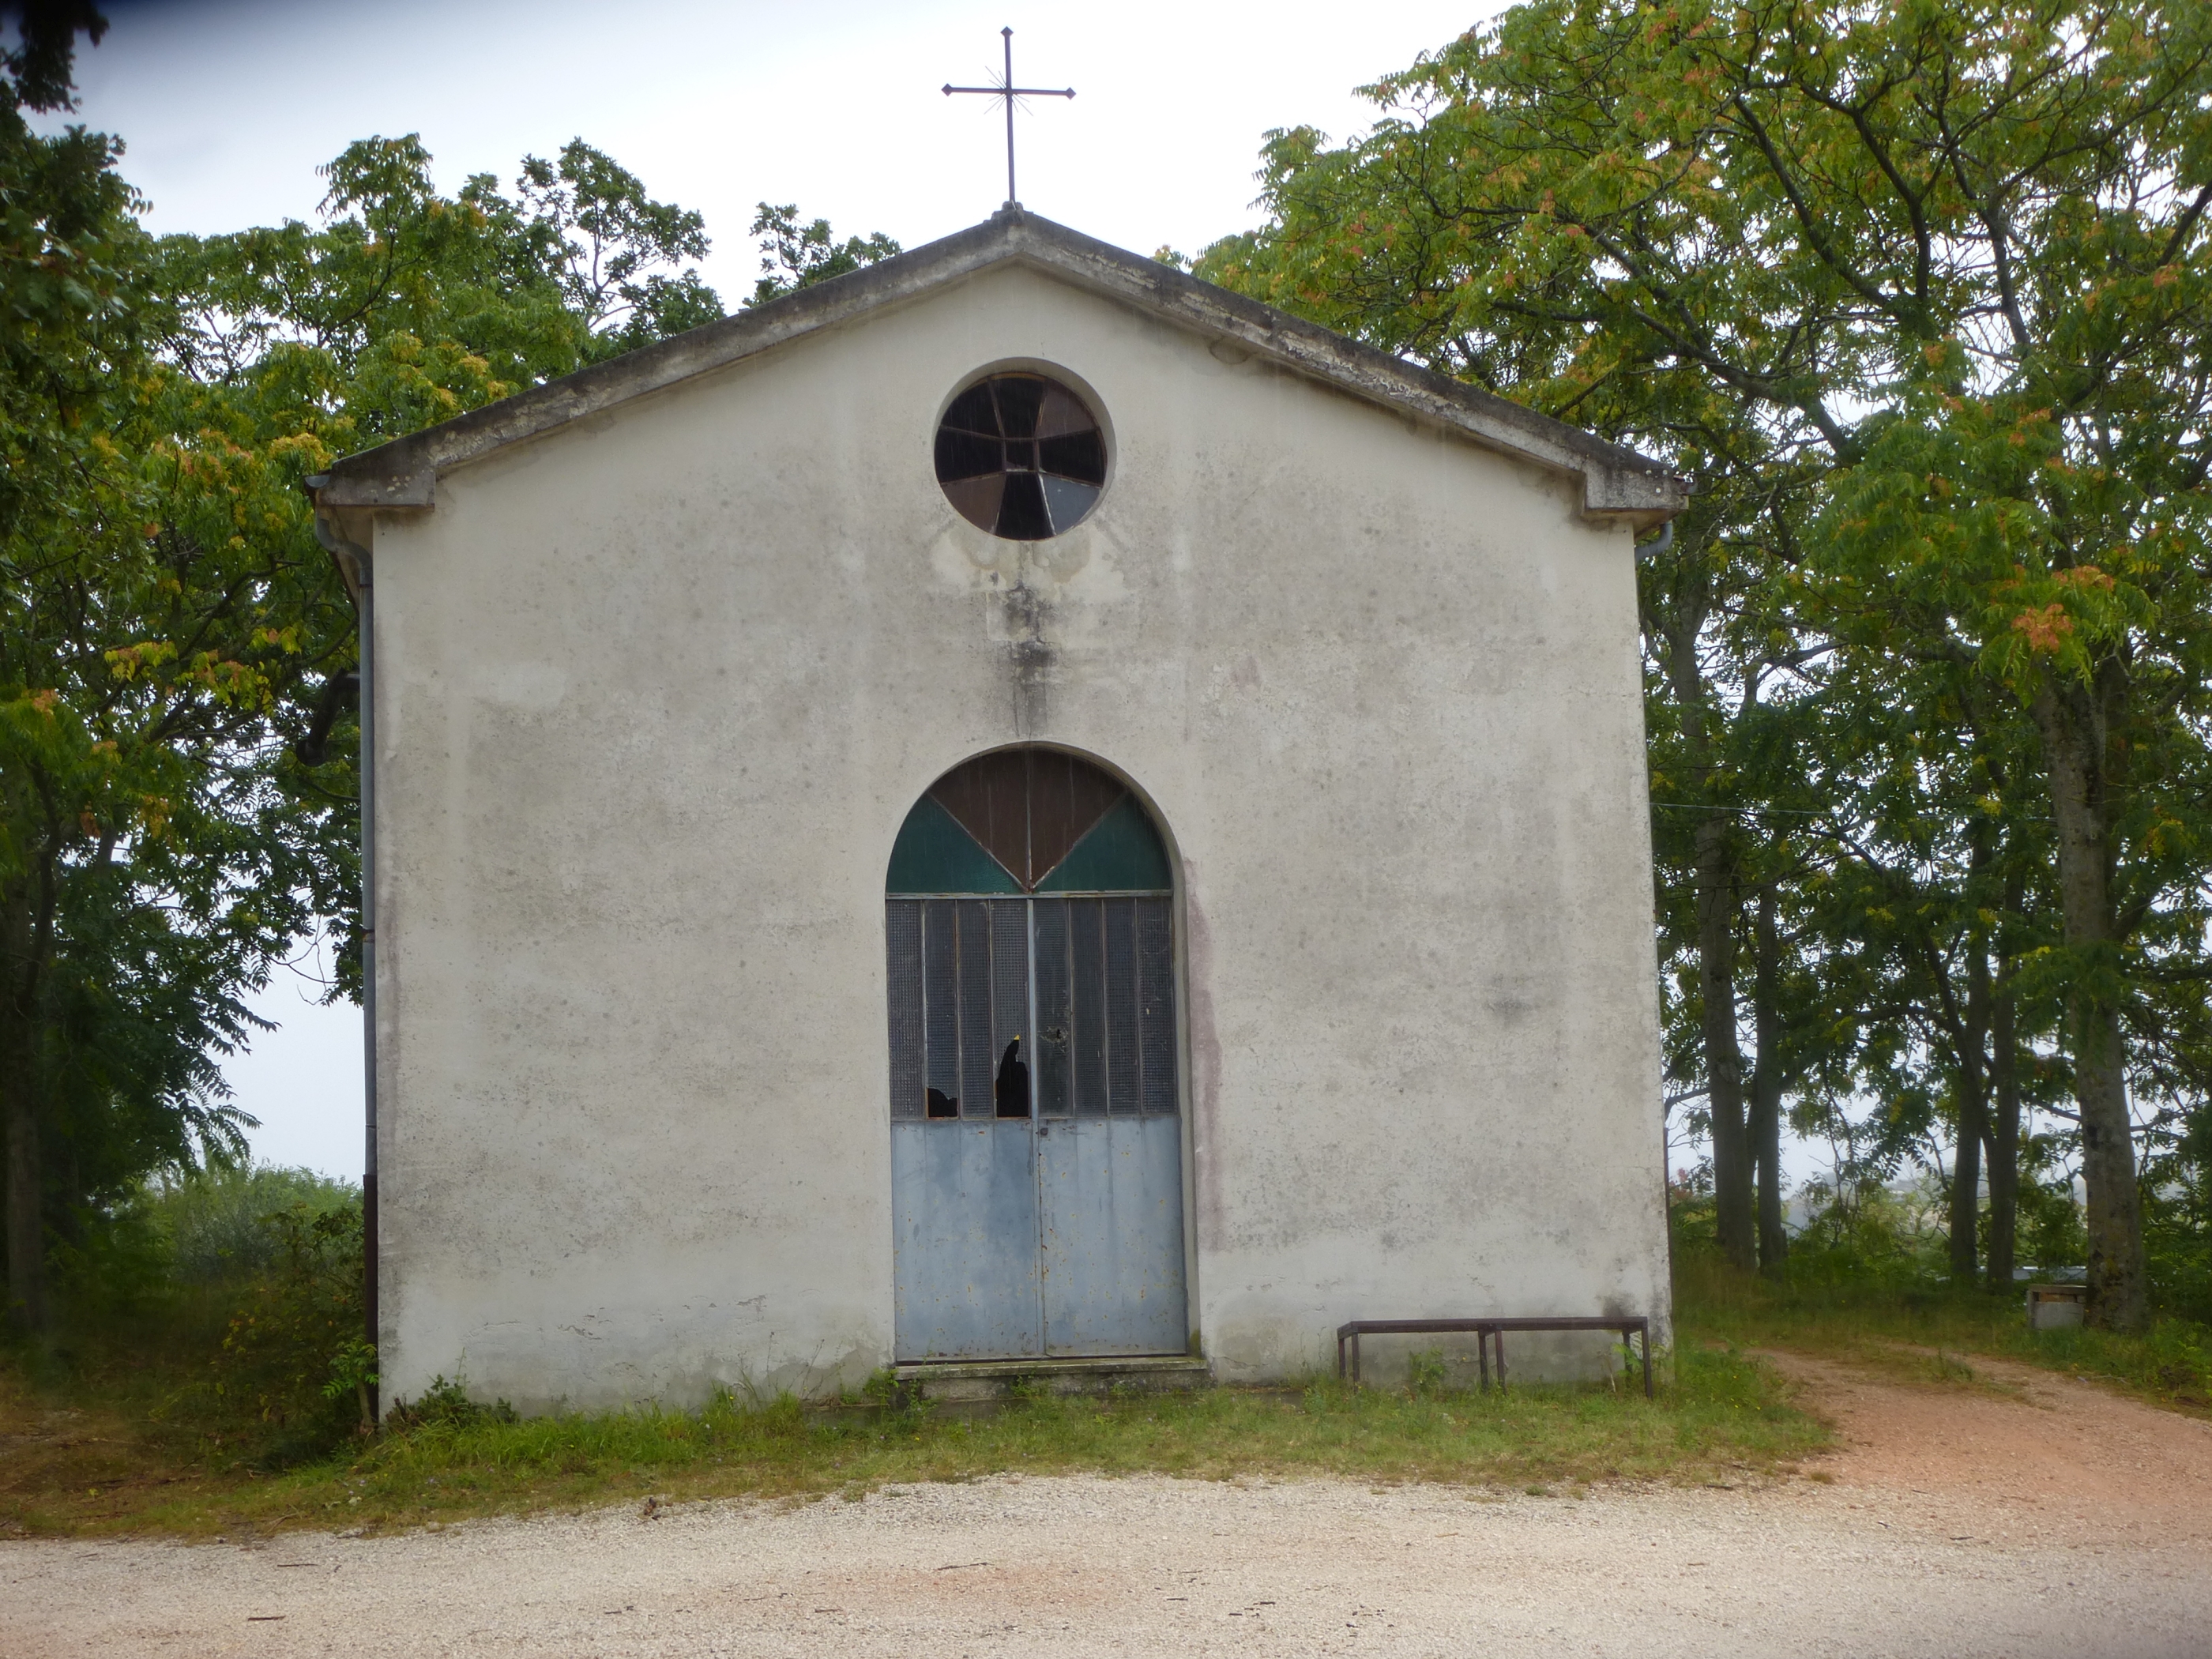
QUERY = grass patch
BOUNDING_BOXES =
[19,1167,2211,1540]
[1674,1252,2212,1413]
[1,1342,1823,1539]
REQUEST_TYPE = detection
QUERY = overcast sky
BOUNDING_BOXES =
[61,0,1507,1179]
[80,0,1495,292]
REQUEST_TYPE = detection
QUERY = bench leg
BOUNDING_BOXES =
[1478,1331,1490,1393]
[1641,1326,1653,1399]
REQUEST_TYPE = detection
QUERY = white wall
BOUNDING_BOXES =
[367,261,1669,1409]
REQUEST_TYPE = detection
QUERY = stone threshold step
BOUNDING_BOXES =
[894,1354,1210,1401]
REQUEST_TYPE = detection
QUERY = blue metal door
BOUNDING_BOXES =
[891,1117,1042,1359]
[886,754,1187,1364]
[1037,1114,1187,1355]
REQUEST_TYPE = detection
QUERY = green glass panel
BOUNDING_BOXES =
[886,794,1021,894]
[1036,795,1172,893]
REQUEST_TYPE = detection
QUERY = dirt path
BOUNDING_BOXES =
[1760,1349,2212,1551]
[4,1356,2209,1659]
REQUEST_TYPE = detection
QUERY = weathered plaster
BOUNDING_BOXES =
[348,251,1672,1411]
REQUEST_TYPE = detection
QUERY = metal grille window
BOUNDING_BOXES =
[935,372,1107,540]
[885,749,1176,1123]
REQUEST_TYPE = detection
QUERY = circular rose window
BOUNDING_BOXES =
[934,371,1107,540]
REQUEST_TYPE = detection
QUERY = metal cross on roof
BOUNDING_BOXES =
[943,27,1074,211]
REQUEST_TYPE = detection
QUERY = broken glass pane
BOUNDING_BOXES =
[994,1038,1031,1119]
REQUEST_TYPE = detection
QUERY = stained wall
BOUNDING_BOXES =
[364,260,1670,1409]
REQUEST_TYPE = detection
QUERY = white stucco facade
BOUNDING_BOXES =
[316,215,1682,1411]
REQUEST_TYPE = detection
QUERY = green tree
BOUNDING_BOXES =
[159,134,724,421]
[1200,0,2212,1330]
[1793,645,2063,1287]
[0,245,362,1331]
[514,139,723,354]
[1641,448,1829,1276]
[747,203,901,307]
[0,0,244,1333]
[4,118,734,1331]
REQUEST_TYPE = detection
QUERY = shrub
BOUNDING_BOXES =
[145,1163,359,1284]
[47,1199,174,1322]
[1406,1348,1449,1398]
[385,1374,517,1431]
[161,1196,370,1465]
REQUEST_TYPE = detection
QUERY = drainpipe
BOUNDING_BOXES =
[1636,513,1677,1347]
[306,481,378,1420]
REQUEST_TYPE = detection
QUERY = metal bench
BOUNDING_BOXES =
[1334,1316,1654,1398]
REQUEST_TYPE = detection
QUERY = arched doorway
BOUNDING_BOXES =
[885,747,1187,1361]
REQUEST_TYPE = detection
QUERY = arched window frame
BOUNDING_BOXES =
[884,748,1176,1125]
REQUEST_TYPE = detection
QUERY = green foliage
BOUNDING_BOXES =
[515,139,722,357]
[1678,1248,2212,1411]
[1680,1150,2096,1291]
[1787,1182,1947,1288]
[1200,0,2212,1319]
[141,1162,356,1284]
[45,1194,170,1321]
[157,131,726,450]
[1406,1347,1450,1398]
[4,1346,1823,1537]
[747,203,901,307]
[2,98,732,1327]
[0,17,344,1330]
[160,1194,367,1462]
[2014,1146,2094,1272]
[384,1373,515,1431]
[0,3,104,113]
[2144,1107,2212,1321]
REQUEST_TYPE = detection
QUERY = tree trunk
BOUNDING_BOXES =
[1948,938,1990,1285]
[1983,867,2024,1293]
[1748,885,1787,1278]
[0,888,46,1334]
[2031,674,2148,1331]
[1984,975,2021,1292]
[1696,814,1754,1271]
[1659,571,1753,1273]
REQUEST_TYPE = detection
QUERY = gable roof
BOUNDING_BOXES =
[310,207,1687,528]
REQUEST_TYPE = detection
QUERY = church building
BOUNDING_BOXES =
[308,209,1686,1412]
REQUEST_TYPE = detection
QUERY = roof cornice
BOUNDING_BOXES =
[314,207,1687,527]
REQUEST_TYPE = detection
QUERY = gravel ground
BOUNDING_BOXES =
[5,1353,2209,1658]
